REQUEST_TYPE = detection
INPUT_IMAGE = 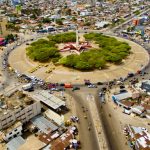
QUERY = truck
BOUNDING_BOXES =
[22,83,34,91]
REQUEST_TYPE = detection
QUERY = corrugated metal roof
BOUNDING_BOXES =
[7,136,25,150]
[31,115,58,134]
[112,92,132,101]
[31,90,65,110]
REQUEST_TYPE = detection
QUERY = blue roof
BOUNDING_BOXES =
[7,136,25,150]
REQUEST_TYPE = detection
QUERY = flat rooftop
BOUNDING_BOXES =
[2,121,22,134]
[0,90,35,116]
[30,90,66,110]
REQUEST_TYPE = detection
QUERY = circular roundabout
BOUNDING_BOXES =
[8,32,149,84]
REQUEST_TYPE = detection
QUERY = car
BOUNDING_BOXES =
[97,82,103,85]
[123,109,131,115]
[50,88,59,91]
[72,87,80,91]
[101,87,107,91]
[116,80,123,85]
[58,88,65,91]
[10,47,14,50]
[120,89,127,93]
[60,83,65,86]
[28,87,34,92]
[88,84,97,88]
[127,72,134,77]
[84,79,91,85]
[26,43,30,45]
[120,85,125,89]
[17,43,21,46]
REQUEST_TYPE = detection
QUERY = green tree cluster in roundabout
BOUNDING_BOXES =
[26,32,76,62]
[47,32,76,43]
[26,39,60,62]
[26,32,131,71]
[60,33,131,70]
[59,49,106,70]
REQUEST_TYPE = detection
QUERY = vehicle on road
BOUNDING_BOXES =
[88,84,97,88]
[50,88,59,91]
[123,109,131,115]
[127,72,134,77]
[22,83,34,91]
[64,83,73,88]
[120,85,125,89]
[17,43,21,46]
[58,87,65,91]
[97,82,103,85]
[84,79,91,85]
[60,83,65,86]
[72,86,80,91]
[120,89,127,93]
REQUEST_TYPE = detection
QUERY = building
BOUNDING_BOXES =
[31,115,58,134]
[141,80,150,92]
[125,125,150,150]
[0,16,9,37]
[44,109,64,126]
[0,121,23,141]
[6,136,25,150]
[0,91,41,130]
[30,90,66,112]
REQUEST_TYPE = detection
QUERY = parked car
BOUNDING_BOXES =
[88,84,97,88]
[17,43,21,46]
[120,89,127,93]
[22,83,33,91]
[60,83,65,86]
[50,88,59,91]
[58,88,65,91]
[120,85,125,89]
[123,109,131,115]
[97,82,103,85]
[72,86,80,91]
[127,72,134,77]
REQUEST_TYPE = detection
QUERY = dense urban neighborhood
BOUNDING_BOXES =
[0,0,150,150]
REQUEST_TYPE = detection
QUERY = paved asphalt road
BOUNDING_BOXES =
[67,88,100,150]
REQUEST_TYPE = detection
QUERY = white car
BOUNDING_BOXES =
[17,43,21,46]
[88,84,97,88]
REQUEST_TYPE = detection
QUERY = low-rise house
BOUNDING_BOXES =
[95,21,109,29]
[125,125,150,150]
[30,115,58,134]
[131,106,145,116]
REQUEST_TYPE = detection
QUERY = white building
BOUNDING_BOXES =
[95,21,109,29]
[0,121,23,141]
[0,101,41,130]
